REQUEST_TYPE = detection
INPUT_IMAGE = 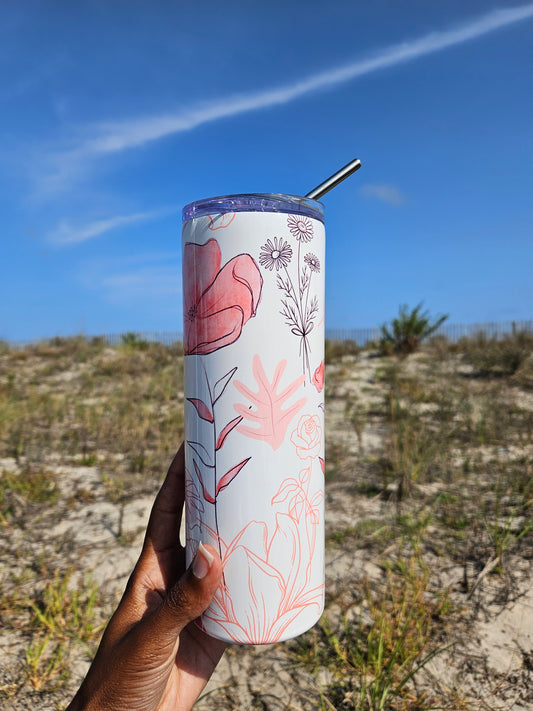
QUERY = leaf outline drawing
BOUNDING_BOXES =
[233,354,306,451]
[186,365,252,572]
[207,212,236,230]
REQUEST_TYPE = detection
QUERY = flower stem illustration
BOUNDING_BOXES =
[259,215,321,382]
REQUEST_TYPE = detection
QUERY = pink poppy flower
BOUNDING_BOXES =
[312,360,325,392]
[290,414,322,460]
[183,239,262,355]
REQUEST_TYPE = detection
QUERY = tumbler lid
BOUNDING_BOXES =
[182,193,324,224]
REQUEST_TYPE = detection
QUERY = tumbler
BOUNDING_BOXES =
[182,194,325,644]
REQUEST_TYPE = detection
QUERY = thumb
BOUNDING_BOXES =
[154,542,222,643]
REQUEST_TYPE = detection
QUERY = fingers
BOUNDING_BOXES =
[152,542,223,647]
[143,444,186,555]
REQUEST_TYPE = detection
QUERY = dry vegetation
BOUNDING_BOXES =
[0,333,532,709]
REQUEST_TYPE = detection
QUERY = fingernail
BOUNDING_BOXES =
[193,541,214,580]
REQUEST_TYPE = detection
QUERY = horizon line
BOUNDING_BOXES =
[5,318,533,346]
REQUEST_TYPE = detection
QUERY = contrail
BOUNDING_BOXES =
[39,3,533,197]
[82,4,533,155]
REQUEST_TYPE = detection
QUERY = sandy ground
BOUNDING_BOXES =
[1,351,532,709]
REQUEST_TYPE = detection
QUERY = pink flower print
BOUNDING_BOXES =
[204,512,323,644]
[291,415,322,460]
[312,360,325,392]
[207,212,236,230]
[183,238,263,355]
[287,214,314,243]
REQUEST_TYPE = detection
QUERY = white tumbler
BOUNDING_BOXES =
[182,194,325,644]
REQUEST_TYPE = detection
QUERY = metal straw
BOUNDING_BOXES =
[305,158,362,200]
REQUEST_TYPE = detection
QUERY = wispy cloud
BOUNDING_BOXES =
[39,3,533,194]
[102,266,179,297]
[48,206,176,246]
[74,5,533,154]
[77,253,181,306]
[359,183,406,206]
[96,265,180,308]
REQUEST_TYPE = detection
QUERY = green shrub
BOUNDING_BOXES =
[459,330,533,376]
[380,303,448,356]
[514,354,533,389]
[325,339,359,364]
[120,332,150,350]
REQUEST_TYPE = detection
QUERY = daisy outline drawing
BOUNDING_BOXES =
[287,214,314,243]
[259,237,293,271]
[304,253,320,273]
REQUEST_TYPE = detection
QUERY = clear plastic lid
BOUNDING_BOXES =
[182,193,324,224]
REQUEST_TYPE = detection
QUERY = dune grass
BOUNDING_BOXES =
[0,333,532,708]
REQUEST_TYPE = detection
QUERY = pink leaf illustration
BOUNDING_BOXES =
[216,416,243,451]
[202,485,216,504]
[187,397,214,423]
[207,212,236,230]
[299,467,311,486]
[310,491,324,507]
[193,459,215,504]
[289,493,305,520]
[216,457,250,495]
[233,355,306,450]
[319,457,325,474]
[271,480,299,505]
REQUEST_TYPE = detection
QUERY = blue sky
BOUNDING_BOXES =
[1,1,532,341]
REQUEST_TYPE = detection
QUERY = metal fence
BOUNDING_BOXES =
[98,331,183,347]
[325,327,380,345]
[325,320,533,346]
[6,320,533,349]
